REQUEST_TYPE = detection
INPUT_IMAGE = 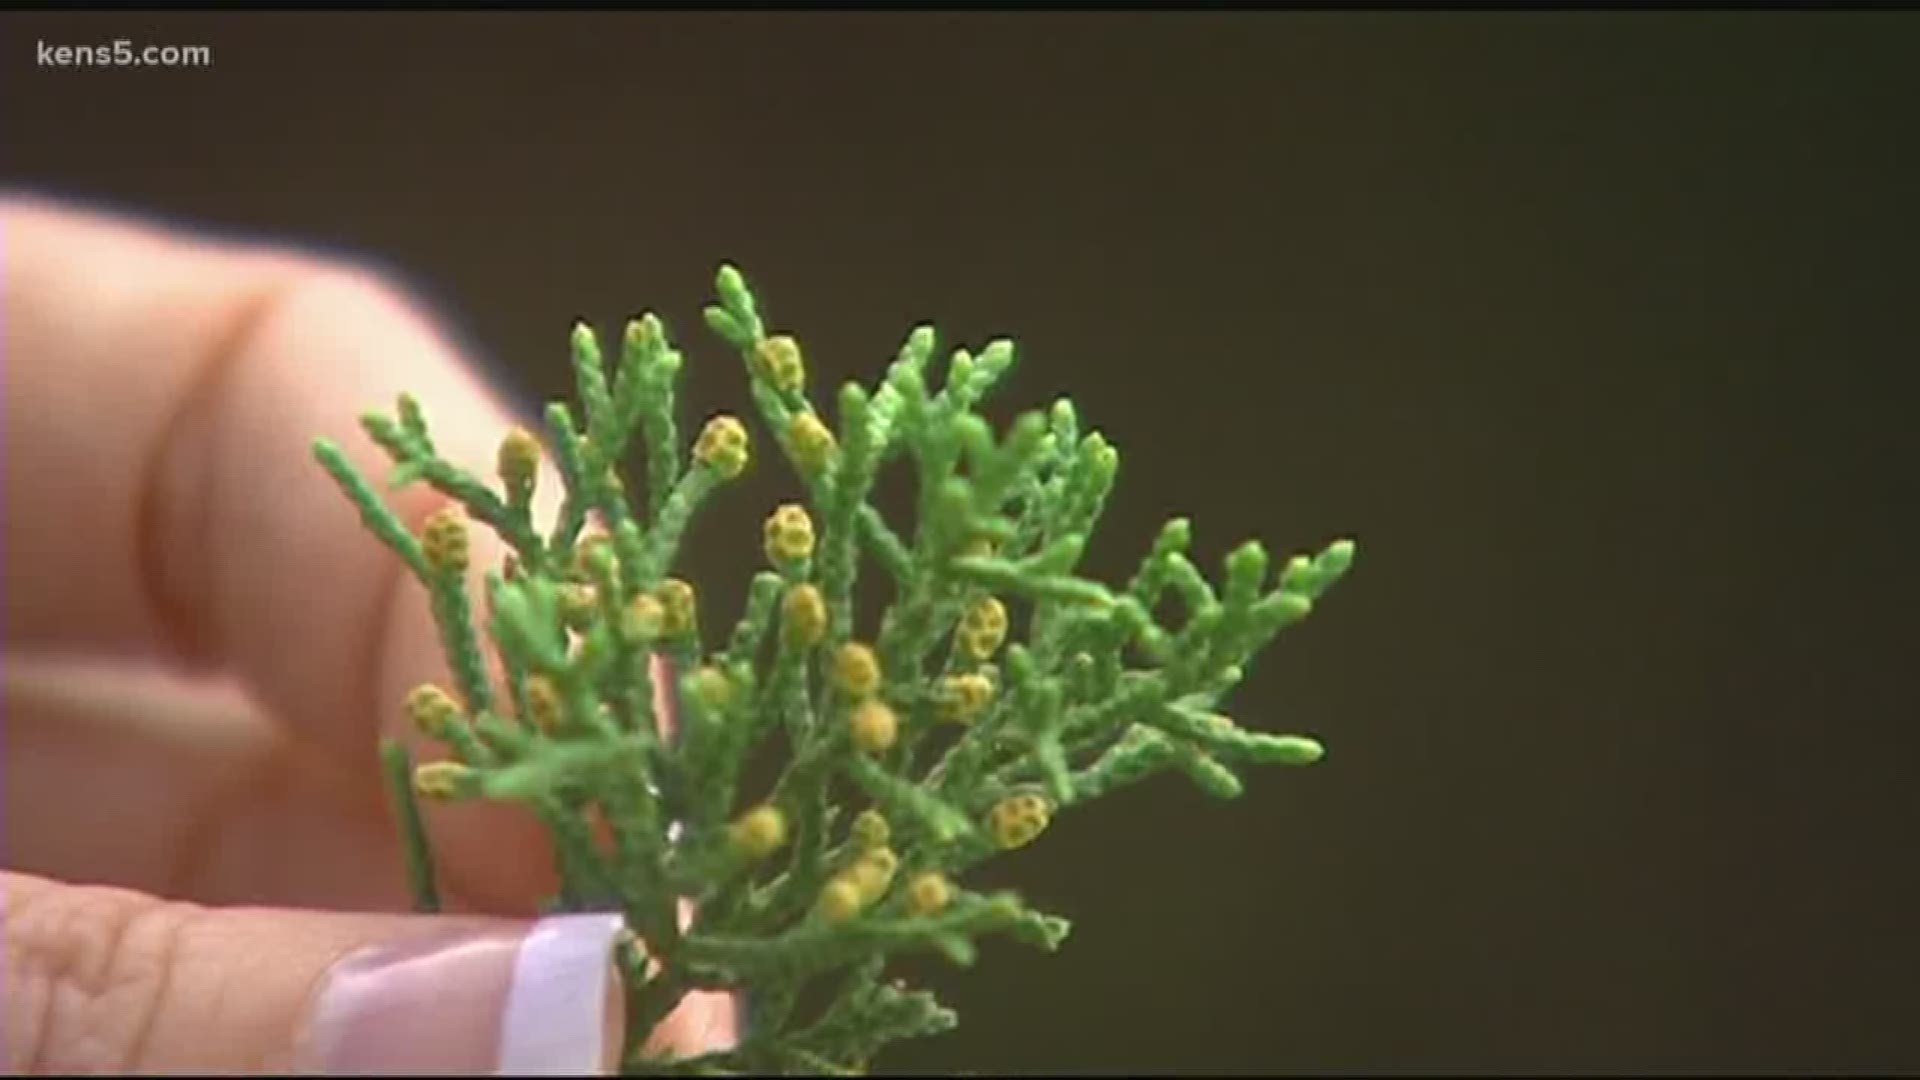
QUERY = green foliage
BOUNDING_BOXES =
[313,267,1355,1074]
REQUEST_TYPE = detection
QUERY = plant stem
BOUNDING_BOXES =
[379,738,441,914]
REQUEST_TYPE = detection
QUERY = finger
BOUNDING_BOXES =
[2,656,685,916]
[1,196,571,909]
[3,653,410,910]
[1,870,735,1074]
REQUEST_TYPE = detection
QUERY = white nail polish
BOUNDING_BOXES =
[497,912,626,1075]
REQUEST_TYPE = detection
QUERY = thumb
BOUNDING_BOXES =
[1,872,725,1074]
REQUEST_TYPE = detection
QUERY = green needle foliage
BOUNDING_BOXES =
[313,266,1356,1074]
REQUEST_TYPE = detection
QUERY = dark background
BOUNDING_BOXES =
[5,10,1917,1074]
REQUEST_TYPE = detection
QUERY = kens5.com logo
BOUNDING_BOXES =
[37,39,213,68]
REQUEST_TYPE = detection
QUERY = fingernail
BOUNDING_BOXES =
[295,913,625,1075]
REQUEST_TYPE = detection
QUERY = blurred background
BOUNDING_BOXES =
[4,10,1916,1073]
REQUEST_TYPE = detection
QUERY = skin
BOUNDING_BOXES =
[0,196,729,1072]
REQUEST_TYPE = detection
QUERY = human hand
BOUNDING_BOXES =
[1,197,735,1073]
